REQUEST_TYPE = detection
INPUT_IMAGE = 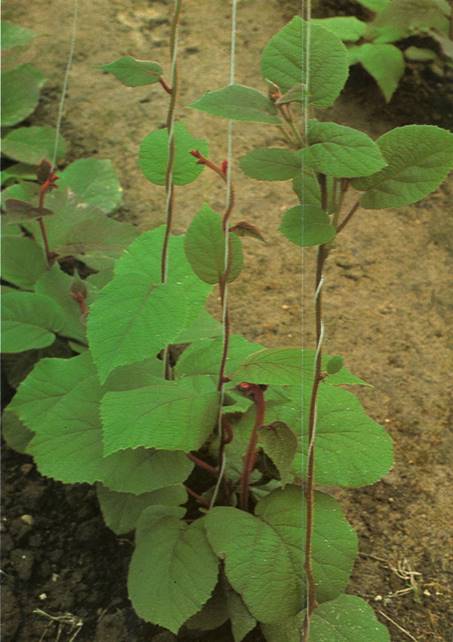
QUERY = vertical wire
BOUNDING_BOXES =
[208,0,238,509]
[51,0,79,171]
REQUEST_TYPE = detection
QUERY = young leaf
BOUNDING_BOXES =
[205,487,357,623]
[1,410,33,454]
[184,205,244,284]
[1,64,46,127]
[101,375,219,454]
[2,292,64,353]
[1,20,35,50]
[10,354,194,491]
[280,205,336,247]
[1,126,67,165]
[326,355,344,375]
[96,484,187,535]
[34,265,87,343]
[404,46,437,62]
[259,422,298,486]
[1,236,47,289]
[239,148,300,181]
[352,125,453,208]
[351,43,404,102]
[261,17,348,108]
[1,163,37,186]
[175,334,263,379]
[102,56,163,86]
[262,594,389,642]
[4,199,53,224]
[139,122,208,186]
[128,507,219,634]
[57,159,122,213]
[88,228,211,382]
[311,17,367,42]
[302,120,387,178]
[189,84,280,124]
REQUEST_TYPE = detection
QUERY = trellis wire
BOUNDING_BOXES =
[51,0,79,171]
[209,0,238,510]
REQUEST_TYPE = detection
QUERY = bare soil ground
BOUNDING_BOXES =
[2,1,453,641]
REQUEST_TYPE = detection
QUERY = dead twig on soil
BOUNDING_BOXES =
[33,609,83,642]
[378,610,418,642]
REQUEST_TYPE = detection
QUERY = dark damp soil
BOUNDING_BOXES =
[2,0,453,641]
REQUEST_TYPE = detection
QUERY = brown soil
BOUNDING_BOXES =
[2,1,453,641]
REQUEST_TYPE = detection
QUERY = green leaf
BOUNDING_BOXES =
[310,17,367,42]
[175,334,263,378]
[102,56,163,86]
[189,84,281,124]
[280,205,336,247]
[1,64,46,127]
[326,355,344,375]
[292,171,321,205]
[96,484,187,535]
[293,385,393,487]
[128,507,219,634]
[186,583,229,632]
[139,122,208,186]
[10,354,194,491]
[24,190,138,270]
[351,44,404,102]
[1,410,33,454]
[239,148,300,181]
[173,309,222,343]
[34,265,86,343]
[1,20,35,50]
[1,126,67,165]
[229,348,308,385]
[184,205,244,285]
[1,163,37,186]
[1,235,47,289]
[302,120,387,177]
[225,584,257,642]
[101,375,219,454]
[88,228,211,382]
[404,46,437,62]
[352,125,453,208]
[263,594,390,642]
[2,291,64,353]
[261,17,348,108]
[370,0,450,42]
[259,421,298,486]
[57,159,122,213]
[205,487,357,623]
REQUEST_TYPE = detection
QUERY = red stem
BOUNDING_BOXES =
[239,385,266,510]
[38,182,53,266]
[186,452,218,477]
[184,485,209,508]
[159,77,173,95]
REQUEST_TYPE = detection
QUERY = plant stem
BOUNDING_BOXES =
[184,484,210,508]
[37,185,53,266]
[159,77,172,95]
[336,199,360,234]
[239,385,266,510]
[186,452,218,477]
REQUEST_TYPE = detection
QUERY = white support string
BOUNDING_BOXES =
[51,0,79,171]
[209,0,238,510]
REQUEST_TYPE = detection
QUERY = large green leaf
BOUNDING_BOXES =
[10,354,194,491]
[102,56,163,86]
[139,122,208,186]
[184,205,244,284]
[128,507,219,634]
[302,120,387,178]
[189,84,280,124]
[1,126,67,165]
[352,125,453,208]
[1,20,35,50]
[2,291,64,353]
[229,348,309,386]
[96,484,187,534]
[205,487,357,623]
[259,421,298,487]
[1,64,46,127]
[292,171,321,205]
[262,595,390,642]
[369,0,449,43]
[310,17,367,42]
[88,227,211,382]
[34,265,87,343]
[351,43,404,102]
[101,375,219,454]
[239,148,300,181]
[1,410,33,454]
[261,17,348,108]
[279,205,336,247]
[1,235,47,289]
[175,334,263,378]
[57,159,122,213]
